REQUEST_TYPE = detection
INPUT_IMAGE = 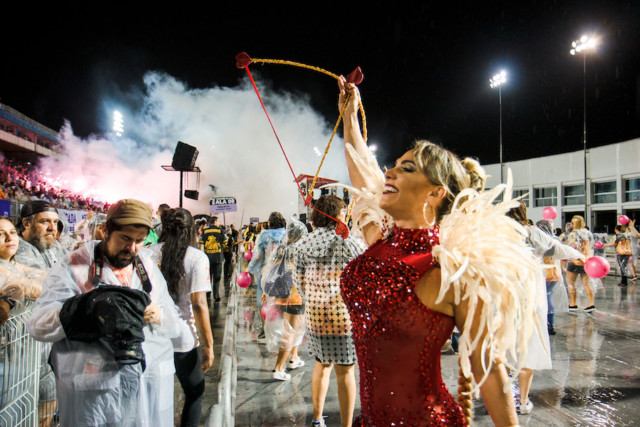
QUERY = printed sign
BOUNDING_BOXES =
[58,209,90,233]
[249,217,259,224]
[0,200,10,217]
[209,196,237,213]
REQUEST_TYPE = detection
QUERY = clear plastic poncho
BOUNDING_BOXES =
[27,241,192,426]
[261,220,308,353]
[565,228,603,295]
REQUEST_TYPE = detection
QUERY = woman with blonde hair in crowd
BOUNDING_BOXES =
[338,77,542,426]
[564,215,597,312]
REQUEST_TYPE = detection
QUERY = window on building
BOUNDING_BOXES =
[513,189,529,207]
[534,187,557,207]
[592,181,616,204]
[563,184,585,206]
[625,178,640,202]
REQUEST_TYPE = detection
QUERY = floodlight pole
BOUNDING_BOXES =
[571,35,596,224]
[490,71,507,183]
[498,85,503,184]
[582,52,587,223]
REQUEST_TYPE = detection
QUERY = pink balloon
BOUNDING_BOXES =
[542,206,557,220]
[594,241,603,249]
[236,272,252,288]
[584,256,610,279]
[261,304,280,322]
[244,250,253,261]
[618,215,630,225]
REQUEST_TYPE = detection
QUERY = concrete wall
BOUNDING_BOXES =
[484,138,640,230]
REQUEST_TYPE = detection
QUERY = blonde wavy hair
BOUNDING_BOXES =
[413,140,487,223]
[571,215,586,229]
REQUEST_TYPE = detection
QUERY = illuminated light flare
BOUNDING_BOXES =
[570,34,598,55]
[112,110,124,137]
[489,70,507,88]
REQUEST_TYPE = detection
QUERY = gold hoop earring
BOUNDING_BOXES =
[422,201,436,229]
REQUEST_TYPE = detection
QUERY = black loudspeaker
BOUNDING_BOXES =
[172,141,199,170]
[184,190,199,200]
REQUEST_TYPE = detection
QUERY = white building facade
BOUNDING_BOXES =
[484,138,640,233]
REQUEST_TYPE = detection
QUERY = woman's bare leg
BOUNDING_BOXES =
[334,364,356,427]
[518,368,534,404]
[581,273,595,306]
[566,271,578,306]
[312,361,333,420]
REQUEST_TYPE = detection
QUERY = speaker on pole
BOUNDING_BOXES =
[184,190,199,200]
[172,141,199,170]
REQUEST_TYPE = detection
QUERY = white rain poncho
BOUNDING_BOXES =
[15,236,67,271]
[28,241,193,427]
[261,220,307,353]
[518,225,584,369]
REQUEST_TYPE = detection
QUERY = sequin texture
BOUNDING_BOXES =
[341,226,467,426]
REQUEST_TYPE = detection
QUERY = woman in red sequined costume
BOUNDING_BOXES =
[338,77,533,427]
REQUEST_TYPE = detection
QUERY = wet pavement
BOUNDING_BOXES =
[172,276,233,426]
[230,274,640,427]
[178,267,640,426]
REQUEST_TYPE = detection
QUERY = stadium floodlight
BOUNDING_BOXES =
[113,110,124,137]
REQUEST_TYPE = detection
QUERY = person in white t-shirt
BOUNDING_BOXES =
[150,208,214,427]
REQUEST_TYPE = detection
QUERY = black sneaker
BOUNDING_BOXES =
[548,326,556,335]
[568,305,578,312]
[584,305,596,313]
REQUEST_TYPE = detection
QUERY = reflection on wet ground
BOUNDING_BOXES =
[230,275,640,426]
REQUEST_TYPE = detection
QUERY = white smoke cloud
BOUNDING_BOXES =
[39,71,350,225]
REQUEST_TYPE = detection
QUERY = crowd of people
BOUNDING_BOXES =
[0,78,638,427]
[0,157,109,212]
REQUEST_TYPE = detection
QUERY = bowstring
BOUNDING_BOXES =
[241,64,345,226]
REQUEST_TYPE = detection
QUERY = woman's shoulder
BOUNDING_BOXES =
[186,246,209,263]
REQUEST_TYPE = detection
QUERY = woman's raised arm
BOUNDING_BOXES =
[338,76,384,245]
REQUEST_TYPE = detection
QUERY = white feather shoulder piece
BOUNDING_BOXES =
[330,144,393,237]
[433,170,546,389]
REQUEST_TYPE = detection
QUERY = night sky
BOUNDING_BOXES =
[3,1,639,167]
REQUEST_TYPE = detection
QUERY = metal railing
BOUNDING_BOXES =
[0,300,42,427]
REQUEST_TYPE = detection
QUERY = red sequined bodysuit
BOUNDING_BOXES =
[341,227,467,426]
